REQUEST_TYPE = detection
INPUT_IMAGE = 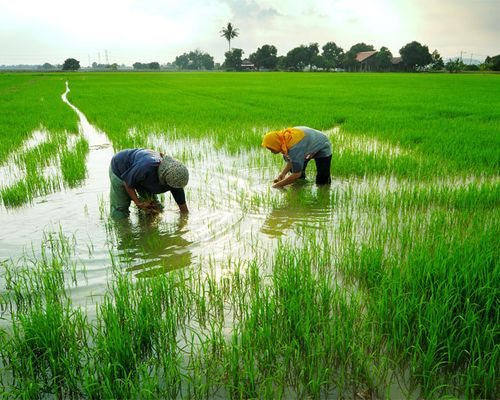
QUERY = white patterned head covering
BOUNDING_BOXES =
[158,156,189,188]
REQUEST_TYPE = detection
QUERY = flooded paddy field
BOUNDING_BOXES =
[0,72,498,399]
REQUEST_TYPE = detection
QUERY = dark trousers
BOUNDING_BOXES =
[301,155,332,185]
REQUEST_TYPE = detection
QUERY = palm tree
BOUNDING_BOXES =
[220,22,239,51]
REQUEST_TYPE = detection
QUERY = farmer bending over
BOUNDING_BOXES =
[109,148,189,219]
[262,126,332,188]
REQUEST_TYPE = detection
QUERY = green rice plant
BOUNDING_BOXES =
[0,130,89,206]
[329,137,431,179]
[357,178,500,213]
[0,174,59,207]
[0,180,31,207]
[60,135,89,187]
[198,238,381,400]
[0,232,89,398]
[1,214,497,399]
[348,207,500,399]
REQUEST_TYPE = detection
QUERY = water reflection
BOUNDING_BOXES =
[261,185,333,237]
[113,213,192,277]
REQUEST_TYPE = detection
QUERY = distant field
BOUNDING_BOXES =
[1,72,499,177]
[67,72,500,176]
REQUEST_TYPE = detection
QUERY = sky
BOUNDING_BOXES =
[0,0,499,66]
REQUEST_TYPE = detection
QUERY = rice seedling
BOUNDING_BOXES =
[60,135,89,187]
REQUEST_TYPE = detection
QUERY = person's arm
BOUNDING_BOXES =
[170,188,189,214]
[272,171,302,188]
[273,162,292,183]
[123,182,150,210]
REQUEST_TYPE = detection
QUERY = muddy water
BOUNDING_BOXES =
[0,83,340,313]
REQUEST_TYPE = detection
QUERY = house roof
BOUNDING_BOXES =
[356,51,377,62]
[391,57,403,64]
[241,58,254,66]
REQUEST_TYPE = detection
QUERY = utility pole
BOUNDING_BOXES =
[105,50,109,65]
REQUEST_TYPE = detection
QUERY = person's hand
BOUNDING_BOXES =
[146,205,162,215]
[137,200,150,210]
[272,179,285,189]
[273,174,284,183]
[138,200,160,214]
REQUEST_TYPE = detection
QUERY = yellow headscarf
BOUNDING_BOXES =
[261,128,305,154]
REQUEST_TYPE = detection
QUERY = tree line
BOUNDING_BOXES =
[53,49,499,73]
[214,22,499,73]
[163,42,499,73]
[219,41,499,73]
[55,22,499,73]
